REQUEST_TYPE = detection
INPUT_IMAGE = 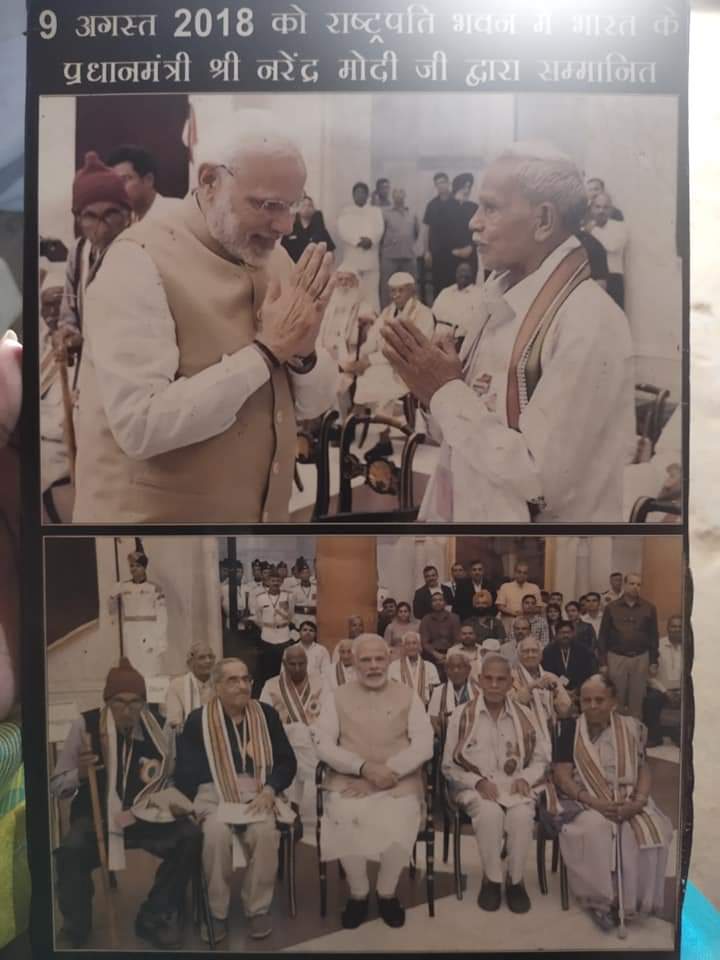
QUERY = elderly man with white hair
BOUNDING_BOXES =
[318,263,376,415]
[381,142,635,523]
[388,630,441,706]
[330,637,357,688]
[259,642,326,809]
[443,654,550,913]
[164,641,216,729]
[315,633,434,928]
[353,272,434,455]
[428,650,479,739]
[510,635,572,744]
[72,114,338,523]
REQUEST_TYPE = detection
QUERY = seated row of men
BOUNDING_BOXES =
[51,632,673,948]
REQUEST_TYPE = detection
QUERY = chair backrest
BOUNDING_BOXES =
[629,497,682,523]
[312,410,425,521]
[635,383,671,452]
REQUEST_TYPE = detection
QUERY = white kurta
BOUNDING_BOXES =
[258,673,326,788]
[388,656,441,705]
[314,688,433,860]
[420,236,636,522]
[590,219,628,274]
[109,579,168,675]
[165,672,213,728]
[336,204,385,311]
[299,641,332,680]
[431,282,485,341]
[355,297,435,406]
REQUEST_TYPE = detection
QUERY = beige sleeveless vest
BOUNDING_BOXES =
[325,680,424,799]
[73,193,296,522]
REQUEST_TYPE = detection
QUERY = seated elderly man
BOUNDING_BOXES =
[315,633,434,928]
[165,641,216,730]
[511,636,572,744]
[351,271,435,459]
[552,674,673,933]
[259,643,326,809]
[175,658,296,942]
[51,659,201,948]
[443,654,550,913]
[330,637,357,688]
[318,264,376,416]
[431,261,485,345]
[381,142,635,523]
[428,651,479,739]
[388,630,441,706]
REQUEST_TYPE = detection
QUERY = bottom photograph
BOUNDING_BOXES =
[43,534,685,953]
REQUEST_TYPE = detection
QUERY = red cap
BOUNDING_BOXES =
[72,151,131,214]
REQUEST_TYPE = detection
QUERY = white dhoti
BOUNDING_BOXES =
[455,790,535,884]
[194,783,279,920]
[321,791,422,898]
[559,804,673,916]
[285,723,318,808]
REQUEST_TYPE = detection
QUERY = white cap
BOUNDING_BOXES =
[388,272,416,288]
[480,637,501,653]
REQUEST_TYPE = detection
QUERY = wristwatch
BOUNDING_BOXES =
[287,351,317,374]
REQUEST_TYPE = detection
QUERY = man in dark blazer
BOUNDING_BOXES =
[413,565,453,620]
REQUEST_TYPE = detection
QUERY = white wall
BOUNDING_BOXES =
[38,96,76,246]
[48,536,223,709]
[377,535,450,607]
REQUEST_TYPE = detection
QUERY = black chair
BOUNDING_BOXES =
[535,795,569,910]
[311,410,426,522]
[635,384,671,454]
[189,850,218,948]
[277,818,300,917]
[315,759,436,917]
[629,497,682,523]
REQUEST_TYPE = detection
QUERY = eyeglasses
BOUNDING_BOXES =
[218,166,300,215]
[79,208,128,227]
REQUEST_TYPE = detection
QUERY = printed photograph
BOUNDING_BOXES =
[37,91,683,525]
[45,533,684,951]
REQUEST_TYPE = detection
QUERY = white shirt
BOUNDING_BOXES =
[336,203,385,273]
[428,681,476,721]
[649,636,682,693]
[252,589,294,645]
[139,193,182,223]
[388,656,441,705]
[82,240,337,461]
[581,613,603,638]
[220,580,249,624]
[442,695,549,798]
[420,236,635,522]
[319,289,374,368]
[355,297,435,405]
[591,219,628,274]
[165,672,213,728]
[315,683,433,777]
[290,581,318,629]
[299,641,332,680]
[431,283,485,341]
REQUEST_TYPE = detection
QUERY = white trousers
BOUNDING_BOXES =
[357,268,380,313]
[195,784,279,920]
[458,792,535,884]
[341,843,410,899]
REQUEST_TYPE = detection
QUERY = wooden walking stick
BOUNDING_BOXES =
[614,789,628,940]
[85,734,119,946]
[56,346,77,484]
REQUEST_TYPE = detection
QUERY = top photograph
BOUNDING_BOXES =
[37,89,684,525]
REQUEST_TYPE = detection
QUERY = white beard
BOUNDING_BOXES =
[203,181,273,266]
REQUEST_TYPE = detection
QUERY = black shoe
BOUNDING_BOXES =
[378,895,405,928]
[477,878,502,911]
[364,438,393,463]
[135,912,181,949]
[506,880,531,914]
[341,897,369,929]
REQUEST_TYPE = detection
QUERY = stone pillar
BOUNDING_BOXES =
[316,537,378,654]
